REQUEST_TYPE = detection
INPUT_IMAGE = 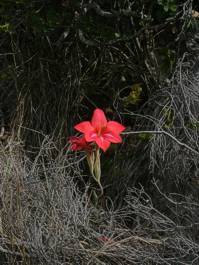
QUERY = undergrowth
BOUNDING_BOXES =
[0,137,199,264]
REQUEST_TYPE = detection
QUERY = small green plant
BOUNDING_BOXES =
[157,0,177,12]
[0,23,10,32]
[123,84,143,106]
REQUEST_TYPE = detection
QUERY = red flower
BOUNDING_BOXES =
[69,136,92,151]
[98,235,113,244]
[74,108,125,152]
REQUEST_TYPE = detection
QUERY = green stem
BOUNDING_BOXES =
[96,178,104,196]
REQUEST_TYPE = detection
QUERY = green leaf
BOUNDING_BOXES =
[0,23,10,32]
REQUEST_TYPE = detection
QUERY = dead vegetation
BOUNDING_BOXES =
[0,133,199,264]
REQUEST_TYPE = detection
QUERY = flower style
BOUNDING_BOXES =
[69,136,92,151]
[74,108,125,152]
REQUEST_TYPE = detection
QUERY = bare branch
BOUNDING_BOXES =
[83,3,137,18]
[123,130,199,156]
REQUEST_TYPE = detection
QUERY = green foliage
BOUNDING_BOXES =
[123,84,143,106]
[188,121,199,130]
[157,0,177,13]
[0,23,10,32]
[153,0,178,22]
[163,107,174,128]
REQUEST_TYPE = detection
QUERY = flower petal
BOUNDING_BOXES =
[102,130,122,143]
[95,137,111,152]
[107,121,126,134]
[69,136,79,142]
[69,136,91,151]
[91,109,107,129]
[69,137,83,151]
[85,131,98,142]
[74,121,93,134]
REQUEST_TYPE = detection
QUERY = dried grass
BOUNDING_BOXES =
[0,136,199,264]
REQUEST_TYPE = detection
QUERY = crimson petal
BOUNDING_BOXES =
[85,131,98,142]
[74,121,93,134]
[95,137,111,152]
[102,130,122,143]
[91,109,107,129]
[106,121,126,134]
